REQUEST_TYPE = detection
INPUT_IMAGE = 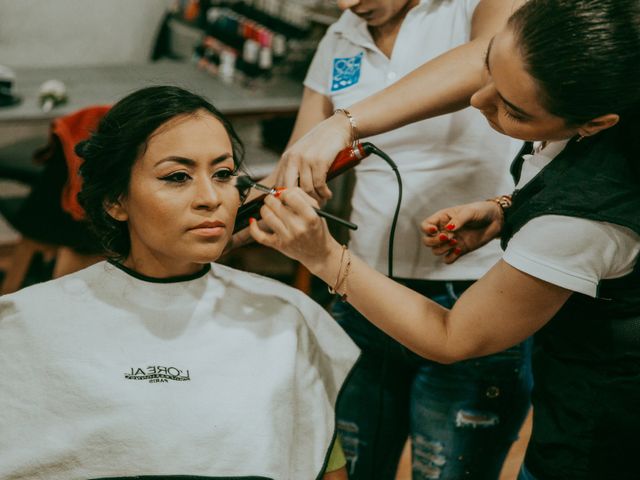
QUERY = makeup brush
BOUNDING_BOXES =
[235,176,357,230]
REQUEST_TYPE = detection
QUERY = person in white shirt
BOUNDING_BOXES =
[274,1,530,478]
[248,1,640,478]
[0,86,356,480]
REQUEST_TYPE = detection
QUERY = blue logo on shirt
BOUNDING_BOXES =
[331,52,363,92]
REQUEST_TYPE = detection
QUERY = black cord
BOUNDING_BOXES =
[360,142,403,278]
[358,142,403,472]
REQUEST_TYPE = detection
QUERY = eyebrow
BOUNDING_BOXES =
[155,153,233,167]
[484,37,534,119]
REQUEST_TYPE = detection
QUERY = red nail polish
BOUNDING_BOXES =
[453,247,462,255]
[428,226,438,234]
[274,191,282,198]
[449,238,458,246]
[445,224,455,231]
[439,234,449,242]
[249,217,256,224]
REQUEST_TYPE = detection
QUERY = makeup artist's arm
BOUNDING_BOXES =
[249,188,570,363]
[275,0,526,200]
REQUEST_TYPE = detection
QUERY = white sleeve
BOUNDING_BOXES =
[303,31,337,96]
[503,215,640,297]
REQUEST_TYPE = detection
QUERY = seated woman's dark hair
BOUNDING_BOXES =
[509,0,640,128]
[77,85,245,260]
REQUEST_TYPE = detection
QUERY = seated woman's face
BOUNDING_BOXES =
[469,28,579,142]
[107,110,239,277]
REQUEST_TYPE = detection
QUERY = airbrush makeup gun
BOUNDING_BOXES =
[234,140,402,279]
[235,176,359,230]
[233,141,375,233]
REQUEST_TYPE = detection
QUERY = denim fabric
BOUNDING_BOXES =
[333,282,533,480]
[517,464,538,480]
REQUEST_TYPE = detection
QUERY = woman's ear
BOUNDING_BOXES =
[578,113,619,138]
[104,198,128,222]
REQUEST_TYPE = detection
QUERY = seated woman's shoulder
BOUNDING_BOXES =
[0,261,107,317]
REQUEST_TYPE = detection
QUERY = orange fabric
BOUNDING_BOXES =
[51,105,110,220]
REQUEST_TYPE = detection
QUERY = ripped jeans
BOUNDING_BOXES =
[333,280,533,480]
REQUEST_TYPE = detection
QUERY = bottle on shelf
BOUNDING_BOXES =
[219,49,237,83]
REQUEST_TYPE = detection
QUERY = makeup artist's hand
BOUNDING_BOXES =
[274,114,352,202]
[248,187,342,270]
[422,200,504,264]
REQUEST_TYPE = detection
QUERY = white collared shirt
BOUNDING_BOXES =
[305,0,520,279]
[504,141,640,296]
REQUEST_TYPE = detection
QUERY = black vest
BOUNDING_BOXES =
[502,129,640,479]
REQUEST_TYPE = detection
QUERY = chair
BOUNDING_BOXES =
[0,137,47,184]
[0,106,109,294]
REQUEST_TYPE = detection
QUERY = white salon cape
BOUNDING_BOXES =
[0,261,359,480]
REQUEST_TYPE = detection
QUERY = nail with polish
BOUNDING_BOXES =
[439,234,449,242]
[249,217,256,224]
[428,226,438,234]
[453,247,462,255]
[445,224,455,231]
[449,238,458,246]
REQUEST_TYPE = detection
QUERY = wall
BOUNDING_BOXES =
[0,0,171,68]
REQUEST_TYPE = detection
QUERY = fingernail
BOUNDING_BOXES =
[438,234,449,242]
[449,238,458,246]
[453,247,462,255]
[428,226,438,234]
[445,224,455,231]
[275,187,286,192]
[274,190,283,198]
[249,217,256,224]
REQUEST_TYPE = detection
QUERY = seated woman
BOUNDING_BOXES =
[0,86,357,480]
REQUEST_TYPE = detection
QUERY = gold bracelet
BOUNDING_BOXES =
[487,194,513,211]
[328,245,351,301]
[336,249,351,302]
[334,108,359,146]
[328,245,347,295]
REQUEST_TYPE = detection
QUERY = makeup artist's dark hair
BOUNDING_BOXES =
[508,0,640,127]
[76,85,245,259]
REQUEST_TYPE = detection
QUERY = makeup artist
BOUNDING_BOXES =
[250,1,640,478]
[274,1,529,478]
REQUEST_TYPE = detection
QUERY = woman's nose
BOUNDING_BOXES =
[193,177,222,210]
[470,82,498,115]
[337,0,361,11]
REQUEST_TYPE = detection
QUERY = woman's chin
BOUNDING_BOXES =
[193,246,227,264]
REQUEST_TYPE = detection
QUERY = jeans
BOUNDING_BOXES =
[517,464,538,480]
[333,281,533,480]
